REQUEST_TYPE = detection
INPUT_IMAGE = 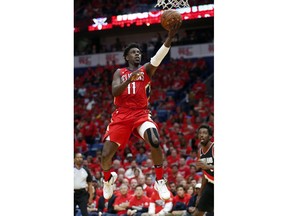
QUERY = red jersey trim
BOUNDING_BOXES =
[203,170,214,183]
[201,142,214,155]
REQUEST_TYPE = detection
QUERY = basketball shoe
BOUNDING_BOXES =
[103,172,118,199]
[154,179,171,200]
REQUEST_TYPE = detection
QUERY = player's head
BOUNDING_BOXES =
[197,124,213,146]
[123,43,142,65]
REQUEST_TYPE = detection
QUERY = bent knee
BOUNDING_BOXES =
[150,137,160,148]
[145,128,160,148]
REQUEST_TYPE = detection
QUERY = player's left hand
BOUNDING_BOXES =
[196,160,210,170]
[168,22,181,38]
[129,69,143,82]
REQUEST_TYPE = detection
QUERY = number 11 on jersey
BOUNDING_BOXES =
[127,82,136,94]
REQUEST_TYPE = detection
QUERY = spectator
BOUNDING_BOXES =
[178,157,190,178]
[96,194,117,216]
[142,189,173,216]
[135,146,148,166]
[138,175,154,197]
[187,183,201,216]
[124,160,143,180]
[127,185,150,216]
[94,170,104,188]
[113,184,131,216]
[186,185,194,197]
[128,178,138,196]
[187,164,201,183]
[177,133,192,158]
[115,173,125,189]
[191,77,206,101]
[123,152,134,169]
[168,182,177,197]
[145,175,154,188]
[171,185,191,216]
[141,158,154,176]
[166,148,180,167]
[111,159,122,173]
[81,118,97,146]
[186,150,199,167]
[74,132,88,156]
[175,173,184,186]
[162,160,172,180]
[167,164,179,184]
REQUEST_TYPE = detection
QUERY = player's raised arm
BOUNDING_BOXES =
[145,22,181,78]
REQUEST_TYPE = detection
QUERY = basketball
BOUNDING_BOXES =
[160,9,182,31]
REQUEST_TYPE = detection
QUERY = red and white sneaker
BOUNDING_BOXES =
[154,179,171,200]
[103,172,117,199]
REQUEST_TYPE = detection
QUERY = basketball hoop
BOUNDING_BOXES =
[155,0,190,9]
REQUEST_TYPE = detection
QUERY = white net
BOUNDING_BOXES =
[155,0,190,9]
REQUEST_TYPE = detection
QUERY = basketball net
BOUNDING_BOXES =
[155,0,190,9]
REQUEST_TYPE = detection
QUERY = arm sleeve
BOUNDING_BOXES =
[150,44,170,67]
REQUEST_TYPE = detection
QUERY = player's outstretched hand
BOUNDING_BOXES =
[168,22,181,38]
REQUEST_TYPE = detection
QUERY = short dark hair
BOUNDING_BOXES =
[197,124,213,136]
[135,185,143,190]
[176,185,185,191]
[123,43,142,58]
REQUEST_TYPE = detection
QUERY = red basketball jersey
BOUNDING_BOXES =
[114,66,151,109]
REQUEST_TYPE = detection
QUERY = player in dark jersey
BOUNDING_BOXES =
[194,124,214,216]
[101,23,181,201]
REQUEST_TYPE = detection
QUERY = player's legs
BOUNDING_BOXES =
[101,140,119,173]
[102,113,132,187]
[101,140,119,199]
[137,121,170,200]
[138,122,163,173]
[194,183,214,216]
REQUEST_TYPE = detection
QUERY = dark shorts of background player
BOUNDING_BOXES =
[197,182,214,213]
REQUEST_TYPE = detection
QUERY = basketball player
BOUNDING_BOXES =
[101,23,181,201]
[194,125,214,216]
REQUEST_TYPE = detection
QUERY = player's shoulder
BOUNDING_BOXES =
[113,68,124,77]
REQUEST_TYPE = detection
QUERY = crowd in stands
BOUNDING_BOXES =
[74,56,214,215]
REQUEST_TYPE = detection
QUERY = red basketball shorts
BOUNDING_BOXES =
[102,107,158,147]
